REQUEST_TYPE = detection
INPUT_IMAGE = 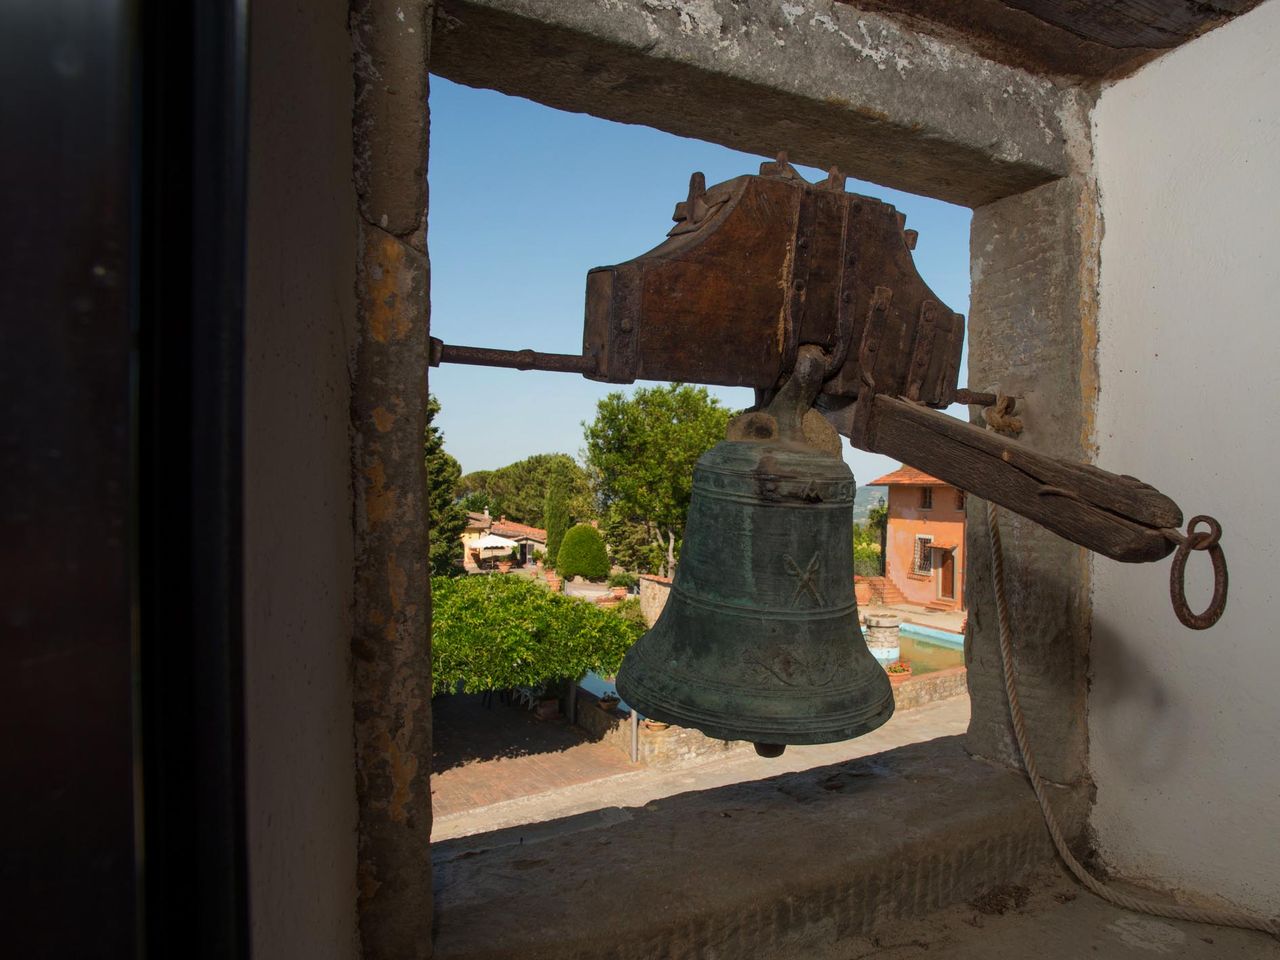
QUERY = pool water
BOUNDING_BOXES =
[580,670,633,715]
[581,626,963,710]
[896,632,964,675]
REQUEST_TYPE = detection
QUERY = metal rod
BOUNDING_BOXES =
[954,388,1000,407]
[630,709,639,764]
[431,338,598,376]
[431,336,1002,407]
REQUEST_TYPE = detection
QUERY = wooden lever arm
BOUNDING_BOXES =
[828,395,1182,563]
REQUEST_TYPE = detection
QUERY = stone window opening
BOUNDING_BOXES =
[347,3,1110,957]
[424,67,972,843]
[920,486,934,510]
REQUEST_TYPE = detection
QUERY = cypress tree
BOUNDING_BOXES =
[424,395,468,576]
[543,482,570,566]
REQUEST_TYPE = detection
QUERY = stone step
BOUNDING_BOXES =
[866,576,908,605]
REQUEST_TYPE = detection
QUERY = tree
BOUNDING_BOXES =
[459,489,494,516]
[430,575,643,695]
[602,504,662,574]
[543,482,570,566]
[852,496,888,577]
[457,453,593,525]
[853,540,882,578]
[424,395,468,576]
[584,383,732,575]
[555,524,609,580]
[867,498,888,538]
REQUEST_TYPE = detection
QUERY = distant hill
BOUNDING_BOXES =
[852,483,887,522]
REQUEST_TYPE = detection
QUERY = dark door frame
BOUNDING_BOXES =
[135,2,250,957]
[2,2,250,956]
[938,549,957,601]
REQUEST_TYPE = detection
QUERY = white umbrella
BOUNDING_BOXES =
[472,533,519,551]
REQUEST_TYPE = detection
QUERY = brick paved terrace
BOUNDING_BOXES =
[431,693,635,819]
[431,690,970,842]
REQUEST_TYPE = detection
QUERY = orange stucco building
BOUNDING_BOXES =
[868,466,967,612]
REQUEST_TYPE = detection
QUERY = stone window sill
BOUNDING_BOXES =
[430,737,1087,960]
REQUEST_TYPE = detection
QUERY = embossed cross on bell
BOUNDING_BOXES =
[616,349,894,757]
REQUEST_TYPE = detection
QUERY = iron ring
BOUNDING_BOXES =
[1185,514,1222,551]
[1169,516,1228,630]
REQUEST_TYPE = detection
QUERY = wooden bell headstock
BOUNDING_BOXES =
[430,155,1227,627]
[582,153,963,411]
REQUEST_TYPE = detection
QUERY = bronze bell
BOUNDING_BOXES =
[616,393,894,756]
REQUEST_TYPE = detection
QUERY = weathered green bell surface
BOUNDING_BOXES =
[616,434,894,750]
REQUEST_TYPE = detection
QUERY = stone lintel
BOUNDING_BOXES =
[431,737,1088,959]
[431,0,1077,207]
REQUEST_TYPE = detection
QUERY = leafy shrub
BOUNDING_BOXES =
[854,541,882,578]
[609,596,648,632]
[431,575,643,695]
[608,571,638,589]
[556,524,609,580]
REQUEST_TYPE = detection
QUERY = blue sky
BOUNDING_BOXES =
[427,76,971,487]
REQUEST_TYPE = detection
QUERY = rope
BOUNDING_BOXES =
[986,496,1280,938]
[983,394,1023,435]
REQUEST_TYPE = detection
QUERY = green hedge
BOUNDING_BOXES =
[431,575,643,695]
[555,524,609,580]
[611,596,647,631]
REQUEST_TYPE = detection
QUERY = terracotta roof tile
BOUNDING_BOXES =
[867,465,948,487]
[490,519,547,541]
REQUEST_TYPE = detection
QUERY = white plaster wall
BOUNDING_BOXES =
[1091,0,1280,915]
[244,0,359,955]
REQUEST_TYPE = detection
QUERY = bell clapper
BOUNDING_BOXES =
[754,743,787,759]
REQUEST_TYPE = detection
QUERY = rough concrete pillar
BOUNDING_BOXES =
[965,92,1099,792]
[350,2,434,957]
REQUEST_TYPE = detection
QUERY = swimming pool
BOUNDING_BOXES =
[896,623,964,675]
